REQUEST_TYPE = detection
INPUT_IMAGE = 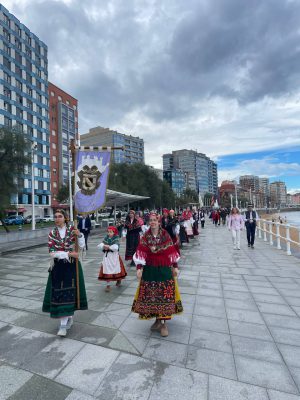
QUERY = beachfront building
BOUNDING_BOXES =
[0,4,50,217]
[270,181,287,208]
[80,126,144,165]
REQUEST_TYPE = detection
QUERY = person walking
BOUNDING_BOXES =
[97,226,127,292]
[123,210,142,265]
[199,209,205,229]
[132,212,183,337]
[244,204,259,248]
[227,207,244,250]
[78,214,91,250]
[42,209,88,337]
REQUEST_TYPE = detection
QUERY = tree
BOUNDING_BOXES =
[56,184,70,204]
[0,127,31,231]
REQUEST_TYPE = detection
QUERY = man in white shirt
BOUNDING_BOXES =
[244,204,259,249]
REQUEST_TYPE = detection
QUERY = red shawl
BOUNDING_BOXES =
[135,227,179,267]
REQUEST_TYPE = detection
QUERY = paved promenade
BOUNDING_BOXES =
[1,223,300,399]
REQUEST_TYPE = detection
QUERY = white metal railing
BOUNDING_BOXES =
[257,219,300,256]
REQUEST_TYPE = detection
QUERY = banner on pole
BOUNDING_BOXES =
[74,150,111,214]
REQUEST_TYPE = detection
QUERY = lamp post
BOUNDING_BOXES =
[31,143,37,231]
[235,182,238,208]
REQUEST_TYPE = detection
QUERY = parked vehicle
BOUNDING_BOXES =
[42,215,53,222]
[24,215,42,224]
[4,215,25,225]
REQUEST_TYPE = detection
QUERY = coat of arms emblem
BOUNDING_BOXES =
[77,165,101,195]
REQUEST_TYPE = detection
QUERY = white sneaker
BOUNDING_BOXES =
[65,317,73,330]
[57,327,67,337]
[233,246,237,250]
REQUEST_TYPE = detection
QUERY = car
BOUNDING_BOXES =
[4,215,25,225]
[24,215,42,224]
[42,215,53,222]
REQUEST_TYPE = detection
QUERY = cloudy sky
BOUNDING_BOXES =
[4,0,300,192]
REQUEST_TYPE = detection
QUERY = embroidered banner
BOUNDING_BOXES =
[74,150,111,213]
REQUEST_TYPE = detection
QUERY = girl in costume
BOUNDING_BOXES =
[97,226,127,292]
[42,209,88,337]
[132,212,183,337]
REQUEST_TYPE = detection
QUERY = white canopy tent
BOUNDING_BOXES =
[104,189,150,207]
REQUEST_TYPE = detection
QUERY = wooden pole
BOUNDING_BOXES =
[70,139,80,309]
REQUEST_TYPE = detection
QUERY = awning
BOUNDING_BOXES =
[18,208,27,212]
[104,189,149,207]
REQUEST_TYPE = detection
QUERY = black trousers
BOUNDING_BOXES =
[246,224,256,245]
[82,231,89,250]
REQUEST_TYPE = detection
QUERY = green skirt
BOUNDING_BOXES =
[42,258,88,318]
[132,265,183,319]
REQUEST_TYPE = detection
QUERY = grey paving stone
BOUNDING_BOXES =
[65,390,95,400]
[73,310,102,324]
[0,307,29,324]
[223,290,253,301]
[66,322,117,346]
[257,303,296,316]
[249,286,280,295]
[143,338,187,367]
[223,284,249,293]
[225,298,257,311]
[149,364,208,400]
[197,288,223,297]
[268,389,300,400]
[269,326,300,346]
[285,297,300,307]
[278,344,300,369]
[118,331,149,354]
[189,328,232,353]
[227,308,265,324]
[235,356,298,394]
[151,323,190,344]
[0,364,32,400]
[55,344,119,395]
[209,374,269,400]
[290,367,300,393]
[169,312,193,327]
[194,304,226,318]
[186,346,236,379]
[108,331,140,355]
[231,335,283,363]
[228,320,273,341]
[9,374,72,400]
[195,295,224,307]
[119,316,153,336]
[192,314,229,333]
[264,314,300,330]
[252,293,287,304]
[94,353,158,400]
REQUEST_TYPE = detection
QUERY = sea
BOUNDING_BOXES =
[280,211,300,228]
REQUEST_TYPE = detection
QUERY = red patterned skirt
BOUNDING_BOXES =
[132,265,183,320]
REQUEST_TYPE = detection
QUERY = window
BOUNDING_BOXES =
[52,143,56,149]
[16,79,22,91]
[3,28,10,42]
[16,25,22,37]
[36,57,41,67]
[37,93,42,103]
[4,72,11,84]
[15,51,22,64]
[3,57,11,70]
[38,181,43,190]
[25,47,31,58]
[27,126,33,136]
[16,94,23,104]
[25,33,31,46]
[16,122,23,132]
[4,116,12,127]
[52,155,57,161]
[37,118,43,128]
[3,14,11,27]
[53,168,57,175]
[26,73,32,84]
[4,102,12,113]
[35,42,41,54]
[52,130,56,136]
[15,38,22,50]
[36,80,41,90]
[27,113,33,123]
[16,108,23,119]
[15,65,22,78]
[26,59,32,71]
[4,87,11,99]
[4,43,11,56]
[26,99,33,110]
[53,182,57,188]
[26,86,32,96]
[50,91,55,97]
[37,69,42,78]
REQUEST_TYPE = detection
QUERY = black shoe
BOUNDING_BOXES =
[248,244,250,247]
[251,245,254,249]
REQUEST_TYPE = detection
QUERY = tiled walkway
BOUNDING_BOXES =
[1,223,300,399]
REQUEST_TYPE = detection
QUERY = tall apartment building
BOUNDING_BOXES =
[239,175,260,193]
[48,82,78,210]
[162,149,218,196]
[163,169,186,198]
[80,126,144,164]
[259,177,270,206]
[0,5,50,216]
[270,181,287,208]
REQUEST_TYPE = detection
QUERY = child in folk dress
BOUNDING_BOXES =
[97,226,127,292]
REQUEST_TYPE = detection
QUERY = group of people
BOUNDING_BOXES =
[227,204,259,250]
[42,208,185,338]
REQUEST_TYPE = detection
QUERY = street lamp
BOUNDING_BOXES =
[31,142,37,231]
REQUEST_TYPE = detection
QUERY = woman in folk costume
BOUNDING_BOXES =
[98,226,127,292]
[132,212,183,337]
[42,209,88,337]
[181,206,194,238]
[163,209,180,255]
[123,209,142,265]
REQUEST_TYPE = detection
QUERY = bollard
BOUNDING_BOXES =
[269,222,273,246]
[286,225,291,256]
[276,223,281,250]
[258,220,262,239]
[263,221,267,242]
